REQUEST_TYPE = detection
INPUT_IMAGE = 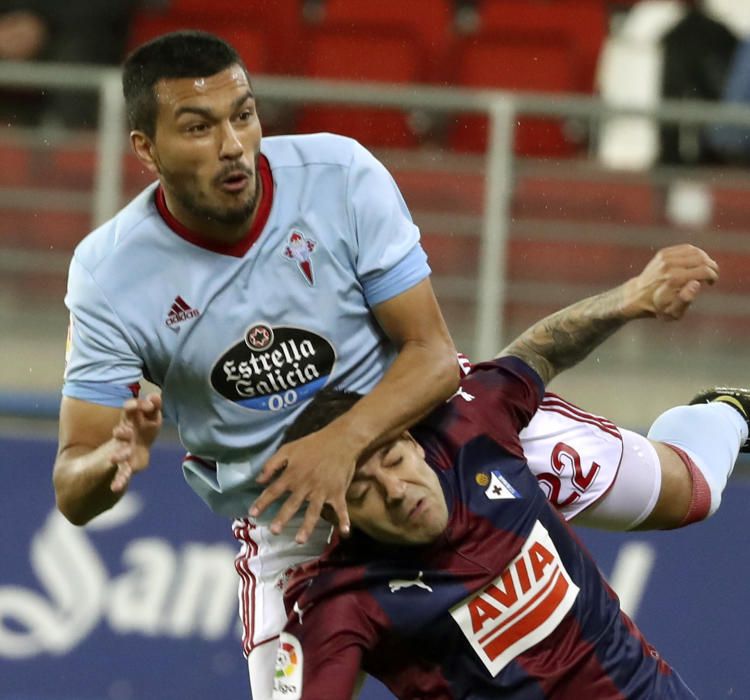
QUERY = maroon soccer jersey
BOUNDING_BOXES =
[277,358,696,700]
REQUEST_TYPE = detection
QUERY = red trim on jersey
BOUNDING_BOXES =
[541,393,619,431]
[127,383,140,398]
[663,444,712,526]
[233,519,259,656]
[252,634,281,649]
[183,454,217,471]
[155,153,274,258]
[232,519,282,655]
[538,395,622,441]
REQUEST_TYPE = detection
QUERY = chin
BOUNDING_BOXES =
[405,527,442,546]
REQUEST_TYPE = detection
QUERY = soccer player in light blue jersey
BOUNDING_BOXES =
[52,30,459,698]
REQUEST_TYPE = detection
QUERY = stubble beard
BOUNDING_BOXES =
[165,153,261,228]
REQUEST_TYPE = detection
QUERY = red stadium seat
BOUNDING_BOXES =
[475,0,608,92]
[295,26,423,148]
[318,0,454,78]
[448,34,580,155]
[128,0,301,74]
[129,16,270,75]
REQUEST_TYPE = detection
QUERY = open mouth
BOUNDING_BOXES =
[218,171,250,193]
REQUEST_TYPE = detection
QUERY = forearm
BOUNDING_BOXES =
[54,394,162,525]
[499,279,639,385]
[330,337,460,457]
[53,441,124,525]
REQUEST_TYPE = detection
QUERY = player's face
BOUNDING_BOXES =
[144,65,262,238]
[346,435,449,545]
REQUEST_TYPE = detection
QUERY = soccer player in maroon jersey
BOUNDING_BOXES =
[271,252,748,699]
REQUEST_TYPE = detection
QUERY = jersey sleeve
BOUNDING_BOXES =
[345,142,431,306]
[462,356,545,438]
[277,594,374,700]
[62,254,143,407]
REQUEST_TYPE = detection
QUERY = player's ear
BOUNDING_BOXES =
[130,131,159,174]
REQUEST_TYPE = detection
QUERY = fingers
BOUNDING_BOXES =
[249,475,287,518]
[123,394,163,421]
[657,279,705,320]
[292,496,349,544]
[328,494,351,538]
[269,490,308,536]
[255,454,288,486]
[252,488,350,544]
[678,279,702,304]
[658,245,719,283]
[112,422,134,442]
[642,245,719,321]
[110,463,132,494]
[294,497,325,544]
[251,431,357,539]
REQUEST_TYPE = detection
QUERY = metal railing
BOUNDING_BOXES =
[4,60,750,407]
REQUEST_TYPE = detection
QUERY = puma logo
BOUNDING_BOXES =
[451,387,475,403]
[293,599,312,624]
[388,571,433,593]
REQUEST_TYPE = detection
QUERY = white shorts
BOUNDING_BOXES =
[521,392,624,521]
[232,517,332,656]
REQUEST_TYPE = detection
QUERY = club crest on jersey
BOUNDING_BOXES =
[273,632,303,700]
[484,470,520,500]
[450,521,579,676]
[282,230,317,286]
[211,324,336,412]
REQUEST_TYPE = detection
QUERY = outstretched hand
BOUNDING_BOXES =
[109,393,163,494]
[250,425,356,544]
[626,244,719,321]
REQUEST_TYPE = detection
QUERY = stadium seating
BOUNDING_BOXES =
[447,33,581,155]
[317,0,454,79]
[124,0,617,157]
[474,0,608,91]
[294,25,424,148]
[128,0,301,74]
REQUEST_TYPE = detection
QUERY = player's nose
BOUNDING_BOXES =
[219,121,244,159]
[380,473,406,504]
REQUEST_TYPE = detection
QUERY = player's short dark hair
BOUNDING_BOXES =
[122,30,248,138]
[282,388,362,444]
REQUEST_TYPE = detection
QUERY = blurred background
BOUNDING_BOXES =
[1,0,749,698]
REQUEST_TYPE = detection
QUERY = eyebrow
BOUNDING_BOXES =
[379,443,397,461]
[351,442,397,480]
[174,90,255,120]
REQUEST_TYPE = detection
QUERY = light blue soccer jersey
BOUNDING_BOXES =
[63,134,430,518]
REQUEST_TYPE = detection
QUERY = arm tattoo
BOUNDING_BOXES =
[500,285,628,386]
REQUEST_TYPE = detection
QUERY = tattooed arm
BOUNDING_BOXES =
[498,245,719,385]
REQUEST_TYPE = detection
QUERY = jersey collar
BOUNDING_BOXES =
[154,153,273,257]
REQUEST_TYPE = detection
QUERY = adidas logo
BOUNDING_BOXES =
[165,296,200,332]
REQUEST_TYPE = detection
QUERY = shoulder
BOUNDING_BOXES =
[262,133,372,172]
[466,356,545,397]
[73,182,162,274]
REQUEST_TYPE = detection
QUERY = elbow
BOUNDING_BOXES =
[52,468,91,527]
[53,487,90,527]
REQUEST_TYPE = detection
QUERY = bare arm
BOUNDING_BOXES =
[334,277,460,453]
[499,245,719,385]
[252,278,460,542]
[53,394,162,525]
